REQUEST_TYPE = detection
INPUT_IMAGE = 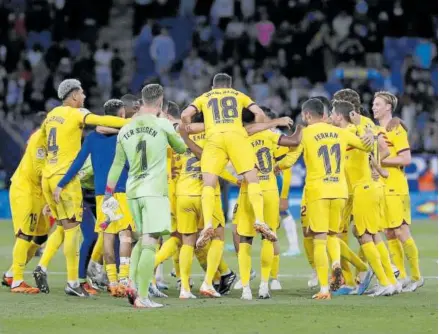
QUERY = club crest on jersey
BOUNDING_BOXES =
[36,148,46,159]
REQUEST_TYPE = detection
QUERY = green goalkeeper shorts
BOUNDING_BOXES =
[128,196,171,235]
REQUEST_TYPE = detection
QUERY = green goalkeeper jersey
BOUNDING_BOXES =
[107,114,186,199]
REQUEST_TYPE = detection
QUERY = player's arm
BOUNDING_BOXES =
[106,139,127,195]
[245,117,294,136]
[181,105,198,124]
[175,122,205,134]
[276,145,303,170]
[219,169,239,185]
[80,108,128,128]
[96,126,120,135]
[370,155,389,178]
[277,124,304,147]
[179,126,202,160]
[386,117,409,132]
[343,129,373,152]
[381,128,411,167]
[54,135,92,202]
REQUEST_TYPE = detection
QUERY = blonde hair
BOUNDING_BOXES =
[374,91,398,112]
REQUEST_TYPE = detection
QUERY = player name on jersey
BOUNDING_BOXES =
[122,126,158,140]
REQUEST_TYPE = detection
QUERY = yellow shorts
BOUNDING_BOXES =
[352,184,379,236]
[201,132,255,176]
[300,195,308,229]
[10,184,50,237]
[234,190,279,238]
[168,179,177,233]
[96,193,136,234]
[176,195,224,234]
[42,174,83,222]
[307,198,346,234]
[384,195,411,229]
[341,195,353,233]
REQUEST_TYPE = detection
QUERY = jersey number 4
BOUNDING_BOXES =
[47,128,59,154]
[207,97,238,121]
[318,144,341,175]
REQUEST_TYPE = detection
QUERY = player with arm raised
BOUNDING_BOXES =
[181,73,273,253]
[104,84,186,309]
[33,79,128,297]
[373,91,423,292]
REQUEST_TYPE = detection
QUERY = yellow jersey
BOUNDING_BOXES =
[41,106,128,177]
[360,115,375,129]
[301,122,371,203]
[191,88,255,138]
[377,124,410,195]
[278,145,303,170]
[167,146,182,183]
[345,124,374,194]
[241,130,281,192]
[11,129,46,193]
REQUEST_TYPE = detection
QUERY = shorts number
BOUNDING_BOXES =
[318,144,341,175]
[256,147,272,174]
[186,156,201,172]
[47,128,59,153]
[136,140,148,171]
[207,97,238,121]
[29,213,37,232]
[300,206,306,217]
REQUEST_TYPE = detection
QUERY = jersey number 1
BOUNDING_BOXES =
[136,140,148,171]
[318,144,341,175]
[207,97,238,121]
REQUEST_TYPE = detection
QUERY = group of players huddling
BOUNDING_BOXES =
[2,73,424,308]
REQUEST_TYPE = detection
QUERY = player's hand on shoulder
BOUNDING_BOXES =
[386,117,401,132]
[361,129,374,147]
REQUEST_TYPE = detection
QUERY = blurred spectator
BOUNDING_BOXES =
[27,44,44,68]
[111,48,125,83]
[150,27,175,82]
[94,42,113,101]
[210,0,234,30]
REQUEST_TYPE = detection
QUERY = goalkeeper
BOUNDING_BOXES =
[103,84,186,309]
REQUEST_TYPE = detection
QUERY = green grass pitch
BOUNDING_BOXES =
[0,219,437,334]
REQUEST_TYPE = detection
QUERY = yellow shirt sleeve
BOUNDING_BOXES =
[341,128,372,152]
[191,95,204,113]
[77,108,128,128]
[278,145,303,170]
[219,169,239,185]
[392,125,410,154]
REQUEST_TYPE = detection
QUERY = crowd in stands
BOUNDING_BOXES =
[0,0,437,161]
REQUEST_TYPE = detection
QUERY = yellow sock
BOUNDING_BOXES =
[154,236,181,268]
[195,242,209,273]
[173,243,182,278]
[313,239,329,289]
[63,225,81,282]
[106,263,118,285]
[247,183,264,223]
[388,239,407,279]
[12,238,31,282]
[179,245,194,291]
[39,225,64,269]
[340,238,368,272]
[327,235,340,268]
[26,241,40,263]
[341,259,356,287]
[270,254,280,279]
[91,232,104,263]
[119,257,130,281]
[218,257,230,275]
[403,238,421,281]
[205,240,224,285]
[303,236,314,268]
[201,186,216,227]
[376,241,397,285]
[361,241,389,286]
[260,240,274,282]
[238,243,252,286]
